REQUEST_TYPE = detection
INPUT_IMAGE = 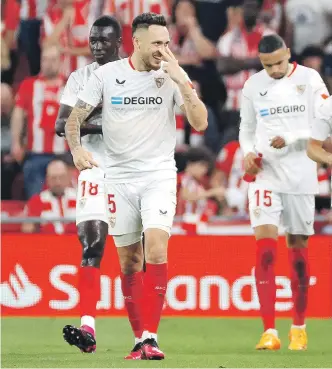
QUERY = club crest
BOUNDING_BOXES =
[253,208,261,218]
[79,198,87,209]
[155,77,165,88]
[296,85,306,94]
[109,215,116,228]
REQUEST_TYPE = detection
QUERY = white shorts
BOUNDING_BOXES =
[248,183,315,236]
[76,167,108,227]
[105,177,177,242]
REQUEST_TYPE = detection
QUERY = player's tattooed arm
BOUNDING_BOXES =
[179,84,208,132]
[65,99,95,151]
[65,99,98,171]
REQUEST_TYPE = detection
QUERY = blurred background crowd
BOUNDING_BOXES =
[1,0,332,234]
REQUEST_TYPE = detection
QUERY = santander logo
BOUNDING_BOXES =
[1,264,318,312]
[0,264,42,308]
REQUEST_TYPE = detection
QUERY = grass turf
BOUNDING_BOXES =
[2,317,332,368]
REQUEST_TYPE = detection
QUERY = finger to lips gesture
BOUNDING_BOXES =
[159,48,186,84]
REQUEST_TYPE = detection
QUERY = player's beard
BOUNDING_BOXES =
[141,54,161,71]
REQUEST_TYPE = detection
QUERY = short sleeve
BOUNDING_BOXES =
[78,69,103,107]
[239,80,257,155]
[240,81,257,128]
[60,73,80,107]
[311,96,332,141]
[310,70,329,110]
[15,79,30,110]
[173,68,196,108]
[311,118,331,141]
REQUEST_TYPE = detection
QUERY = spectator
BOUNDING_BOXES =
[1,0,20,85]
[259,0,284,33]
[22,159,77,234]
[10,45,67,199]
[177,147,222,223]
[175,80,221,154]
[300,46,332,93]
[1,83,14,152]
[215,0,273,147]
[18,0,48,76]
[169,0,227,136]
[42,0,93,78]
[285,0,332,57]
[1,83,21,200]
[103,0,171,57]
[211,140,248,215]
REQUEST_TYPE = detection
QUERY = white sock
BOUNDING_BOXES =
[265,328,278,337]
[135,337,143,345]
[142,330,158,342]
[81,315,95,331]
[292,324,306,329]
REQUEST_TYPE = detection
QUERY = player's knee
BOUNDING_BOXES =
[119,248,144,275]
[79,227,106,263]
[144,231,169,261]
[144,229,168,264]
[287,234,308,248]
[81,234,105,260]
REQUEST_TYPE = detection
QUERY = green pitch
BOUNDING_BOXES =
[2,317,332,368]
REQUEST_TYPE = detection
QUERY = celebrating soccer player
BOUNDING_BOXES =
[307,96,332,179]
[55,16,123,354]
[239,34,329,351]
[65,13,208,360]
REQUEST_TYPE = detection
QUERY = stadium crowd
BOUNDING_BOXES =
[1,0,332,233]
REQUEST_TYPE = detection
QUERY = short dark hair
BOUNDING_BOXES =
[92,16,121,38]
[300,46,324,60]
[132,12,167,35]
[186,147,215,165]
[258,34,285,54]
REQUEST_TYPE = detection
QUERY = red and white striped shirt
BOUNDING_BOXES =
[176,173,217,216]
[103,0,170,56]
[15,75,67,154]
[216,141,248,212]
[217,24,273,110]
[20,0,48,20]
[318,166,331,196]
[24,188,77,234]
[42,0,92,77]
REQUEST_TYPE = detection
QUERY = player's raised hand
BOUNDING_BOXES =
[244,152,262,175]
[72,146,98,171]
[270,136,286,149]
[160,48,187,85]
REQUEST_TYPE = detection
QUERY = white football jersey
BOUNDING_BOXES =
[239,63,329,194]
[78,58,190,182]
[60,62,106,174]
[311,95,332,141]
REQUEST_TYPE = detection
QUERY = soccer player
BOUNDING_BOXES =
[307,96,332,178]
[65,12,208,360]
[239,34,329,351]
[54,16,123,354]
